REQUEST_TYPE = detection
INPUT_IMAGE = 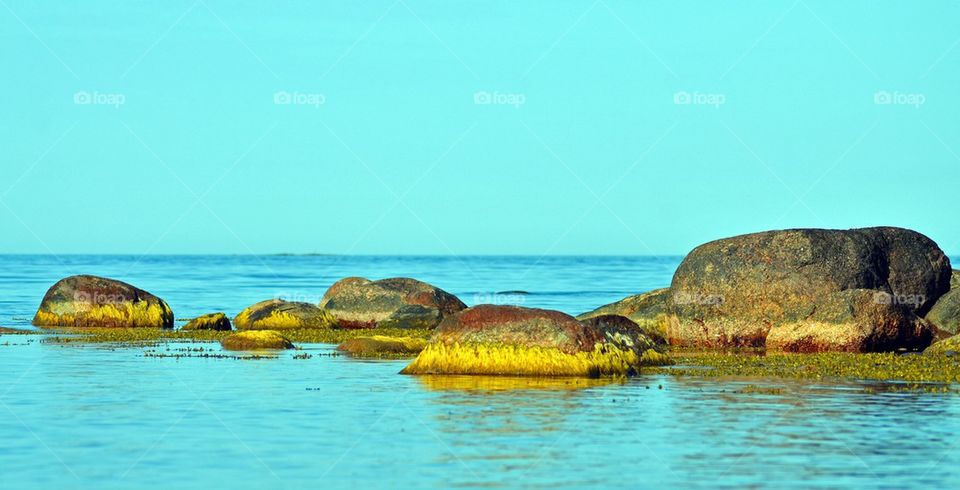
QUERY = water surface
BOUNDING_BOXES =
[1,255,958,489]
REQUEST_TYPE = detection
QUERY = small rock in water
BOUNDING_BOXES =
[182,312,232,331]
[221,330,294,350]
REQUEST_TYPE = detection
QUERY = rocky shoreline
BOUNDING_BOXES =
[9,226,960,382]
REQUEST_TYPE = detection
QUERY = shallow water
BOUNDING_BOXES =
[1,255,959,489]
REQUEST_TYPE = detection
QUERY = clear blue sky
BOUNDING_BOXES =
[1,1,958,255]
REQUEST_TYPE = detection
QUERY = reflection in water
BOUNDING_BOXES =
[415,374,623,393]
[3,254,960,489]
[416,375,625,488]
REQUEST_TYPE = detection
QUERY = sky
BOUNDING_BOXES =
[1,1,958,255]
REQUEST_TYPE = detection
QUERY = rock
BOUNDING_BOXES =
[337,336,427,357]
[576,289,670,343]
[926,270,960,335]
[319,277,466,329]
[765,289,933,352]
[400,305,669,377]
[233,299,337,330]
[666,227,950,352]
[580,314,667,345]
[32,275,174,328]
[182,312,232,331]
[221,330,294,350]
[924,333,960,356]
[0,327,33,334]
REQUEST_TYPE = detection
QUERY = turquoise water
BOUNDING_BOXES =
[1,255,959,489]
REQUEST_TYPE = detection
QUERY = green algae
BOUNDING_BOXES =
[652,351,960,384]
[736,385,785,395]
[40,326,433,346]
[35,324,960,386]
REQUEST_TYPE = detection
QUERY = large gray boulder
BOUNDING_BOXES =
[665,227,950,352]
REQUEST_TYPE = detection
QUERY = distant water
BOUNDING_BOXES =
[1,255,959,489]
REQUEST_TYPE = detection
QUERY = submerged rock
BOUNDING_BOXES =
[233,299,337,330]
[32,275,173,328]
[926,270,960,335]
[400,305,669,377]
[577,289,670,343]
[665,227,950,352]
[337,336,427,357]
[221,330,294,350]
[182,312,232,331]
[319,277,466,329]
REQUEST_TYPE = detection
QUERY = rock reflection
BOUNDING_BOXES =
[415,374,622,393]
[413,375,622,488]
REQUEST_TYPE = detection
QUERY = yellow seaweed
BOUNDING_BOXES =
[221,330,294,350]
[400,342,671,377]
[234,306,337,330]
[33,300,173,329]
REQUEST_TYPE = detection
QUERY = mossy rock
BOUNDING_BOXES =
[924,333,960,356]
[926,270,960,335]
[319,277,466,329]
[666,227,950,351]
[401,305,669,377]
[221,330,294,350]
[337,336,427,357]
[182,312,232,331]
[32,275,173,328]
[233,299,336,330]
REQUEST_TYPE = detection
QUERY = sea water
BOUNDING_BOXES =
[0,255,958,489]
